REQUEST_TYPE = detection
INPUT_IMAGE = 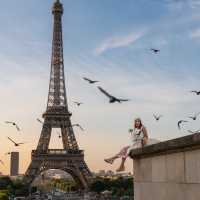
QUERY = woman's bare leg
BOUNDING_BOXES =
[104,155,119,164]
[105,146,130,165]
[116,157,126,172]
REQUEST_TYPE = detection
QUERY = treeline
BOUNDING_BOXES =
[90,177,133,197]
[0,176,29,200]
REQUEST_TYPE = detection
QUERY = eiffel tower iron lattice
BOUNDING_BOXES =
[24,0,92,189]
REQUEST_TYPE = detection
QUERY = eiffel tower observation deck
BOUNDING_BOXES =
[24,0,92,189]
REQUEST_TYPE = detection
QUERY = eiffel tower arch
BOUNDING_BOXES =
[24,0,92,189]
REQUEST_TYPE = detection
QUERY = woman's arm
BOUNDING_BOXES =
[142,126,148,146]
[143,126,148,139]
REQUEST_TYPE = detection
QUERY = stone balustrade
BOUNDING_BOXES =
[130,133,200,200]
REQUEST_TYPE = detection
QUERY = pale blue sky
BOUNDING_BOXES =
[0,0,200,174]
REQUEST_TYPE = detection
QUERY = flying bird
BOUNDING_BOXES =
[5,121,21,131]
[73,101,83,106]
[178,120,188,130]
[153,114,163,121]
[72,124,85,131]
[37,118,43,124]
[37,118,50,130]
[188,112,200,120]
[190,91,200,95]
[98,86,129,103]
[188,129,200,134]
[150,48,160,54]
[57,132,62,139]
[0,160,4,166]
[7,137,24,147]
[83,77,99,84]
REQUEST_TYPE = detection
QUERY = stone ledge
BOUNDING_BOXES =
[130,133,200,159]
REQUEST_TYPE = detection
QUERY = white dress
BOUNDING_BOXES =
[115,126,159,159]
[131,127,160,147]
[130,126,145,148]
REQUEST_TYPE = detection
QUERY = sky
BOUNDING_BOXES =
[0,0,200,176]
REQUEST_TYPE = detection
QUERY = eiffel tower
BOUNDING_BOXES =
[24,0,92,189]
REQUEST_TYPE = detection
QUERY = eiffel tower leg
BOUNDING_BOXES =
[61,120,79,150]
[74,166,88,189]
[24,159,44,184]
[81,161,92,179]
[36,120,52,152]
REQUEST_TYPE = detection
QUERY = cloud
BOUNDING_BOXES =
[95,31,145,55]
[166,0,200,10]
[190,28,200,39]
[189,0,200,8]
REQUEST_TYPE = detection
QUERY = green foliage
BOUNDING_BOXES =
[90,179,106,193]
[0,191,8,200]
[49,178,77,192]
[0,177,12,190]
[0,177,29,197]
[30,186,37,194]
[11,179,29,197]
[90,177,133,196]
[36,178,77,193]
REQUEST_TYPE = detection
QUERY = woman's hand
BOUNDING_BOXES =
[142,137,148,147]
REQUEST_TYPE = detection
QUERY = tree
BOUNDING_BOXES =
[90,179,106,193]
[0,177,12,190]
[90,177,133,197]
[0,190,8,200]
[10,179,29,197]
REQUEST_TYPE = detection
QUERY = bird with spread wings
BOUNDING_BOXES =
[73,101,83,106]
[98,86,129,103]
[150,48,160,54]
[72,124,85,131]
[188,112,200,120]
[0,160,4,166]
[153,114,163,121]
[83,77,99,84]
[188,129,200,134]
[178,120,188,130]
[5,121,21,131]
[7,137,24,147]
[190,90,200,95]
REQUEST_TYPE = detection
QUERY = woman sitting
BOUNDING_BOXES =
[104,118,158,172]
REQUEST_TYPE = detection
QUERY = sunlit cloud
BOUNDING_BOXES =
[189,0,200,8]
[165,0,200,10]
[95,31,145,55]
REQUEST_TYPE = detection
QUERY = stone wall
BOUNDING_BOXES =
[130,133,200,200]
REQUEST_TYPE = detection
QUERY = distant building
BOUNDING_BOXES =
[10,152,19,176]
[98,170,106,176]
[115,172,133,179]
[106,170,115,176]
[93,170,132,179]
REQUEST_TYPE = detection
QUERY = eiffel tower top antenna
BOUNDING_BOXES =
[44,0,69,116]
[52,0,63,14]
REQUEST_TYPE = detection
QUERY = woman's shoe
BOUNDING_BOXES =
[104,158,114,164]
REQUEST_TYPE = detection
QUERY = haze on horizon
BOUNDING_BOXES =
[0,0,200,175]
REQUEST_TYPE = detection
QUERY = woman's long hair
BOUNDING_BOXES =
[134,118,143,129]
